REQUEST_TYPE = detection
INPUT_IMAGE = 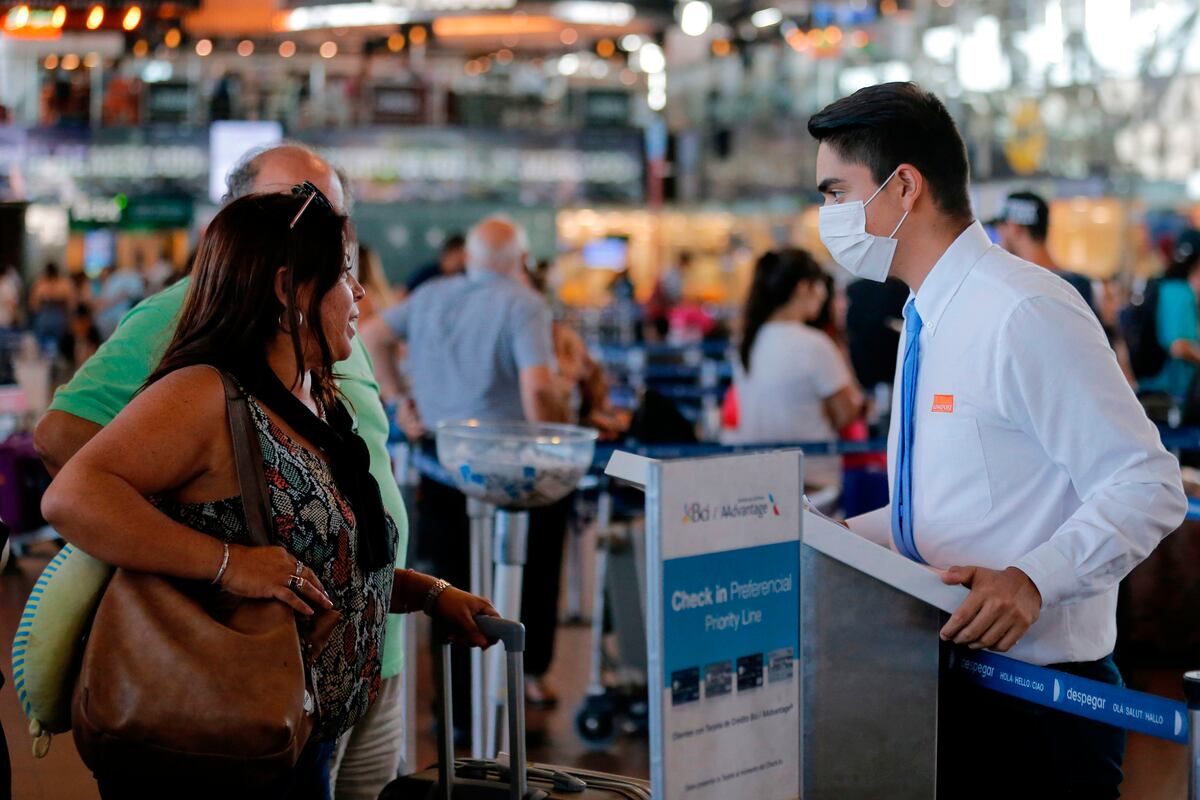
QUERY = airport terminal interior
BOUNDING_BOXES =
[2,0,1200,797]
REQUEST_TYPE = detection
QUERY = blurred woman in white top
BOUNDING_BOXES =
[729,249,863,489]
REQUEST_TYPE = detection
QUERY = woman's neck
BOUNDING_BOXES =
[768,306,806,325]
[264,336,317,413]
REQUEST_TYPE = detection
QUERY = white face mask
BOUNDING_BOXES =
[817,167,909,282]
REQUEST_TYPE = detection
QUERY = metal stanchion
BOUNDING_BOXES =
[466,497,494,760]
[486,508,530,758]
[1186,670,1200,800]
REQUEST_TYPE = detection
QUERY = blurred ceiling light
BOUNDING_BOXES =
[560,27,578,45]
[636,41,665,73]
[619,67,636,85]
[807,28,823,46]
[620,34,642,51]
[131,39,149,56]
[286,4,410,32]
[164,27,181,47]
[711,38,731,56]
[279,40,296,57]
[880,0,898,15]
[750,8,782,28]
[142,59,172,81]
[849,29,868,48]
[552,1,634,26]
[43,53,59,69]
[10,4,30,28]
[785,27,808,51]
[464,59,481,75]
[387,32,405,51]
[496,48,513,64]
[409,24,427,44]
[62,52,80,69]
[825,25,842,44]
[957,15,1009,92]
[122,6,141,31]
[557,52,580,75]
[237,39,254,56]
[433,15,557,36]
[679,0,711,37]
[936,0,953,6]
[502,34,518,47]
[85,5,103,29]
[596,38,615,57]
[320,40,338,57]
[195,38,213,56]
[589,59,608,77]
[84,51,100,67]
[647,71,666,110]
[50,4,66,27]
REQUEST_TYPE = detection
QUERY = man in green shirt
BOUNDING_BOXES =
[34,144,411,799]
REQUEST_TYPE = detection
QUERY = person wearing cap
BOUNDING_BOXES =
[990,191,1097,313]
[809,82,1186,795]
[1139,229,1200,404]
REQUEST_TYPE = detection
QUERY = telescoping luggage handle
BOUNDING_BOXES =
[433,615,527,800]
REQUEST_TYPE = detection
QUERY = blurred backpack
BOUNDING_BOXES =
[1124,278,1168,381]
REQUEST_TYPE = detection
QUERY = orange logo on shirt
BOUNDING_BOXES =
[931,394,955,413]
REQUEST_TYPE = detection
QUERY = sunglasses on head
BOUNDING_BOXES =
[289,181,334,229]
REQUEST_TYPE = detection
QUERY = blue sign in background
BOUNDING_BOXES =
[662,541,800,680]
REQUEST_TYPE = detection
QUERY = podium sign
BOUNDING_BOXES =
[645,450,803,800]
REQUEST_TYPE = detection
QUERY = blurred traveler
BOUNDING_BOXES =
[41,190,495,799]
[728,249,862,489]
[355,244,393,320]
[28,262,75,353]
[810,81,1185,796]
[845,277,908,408]
[361,215,568,732]
[1136,230,1200,407]
[646,251,692,339]
[94,257,145,340]
[991,191,1096,313]
[33,143,415,800]
[0,263,22,330]
[143,244,176,296]
[403,234,466,294]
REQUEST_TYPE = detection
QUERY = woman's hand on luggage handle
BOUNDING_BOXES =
[220,543,335,616]
[433,587,500,649]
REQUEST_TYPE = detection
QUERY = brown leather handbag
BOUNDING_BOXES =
[71,371,338,788]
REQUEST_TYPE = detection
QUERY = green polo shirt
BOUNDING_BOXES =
[49,278,410,679]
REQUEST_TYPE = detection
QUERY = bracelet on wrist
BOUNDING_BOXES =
[422,578,451,616]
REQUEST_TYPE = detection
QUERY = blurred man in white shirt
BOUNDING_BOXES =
[809,82,1186,796]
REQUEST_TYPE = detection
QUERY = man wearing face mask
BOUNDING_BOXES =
[810,82,1186,795]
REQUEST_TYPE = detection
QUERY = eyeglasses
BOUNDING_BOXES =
[289,181,333,229]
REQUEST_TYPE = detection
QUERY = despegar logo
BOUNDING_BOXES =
[681,495,780,525]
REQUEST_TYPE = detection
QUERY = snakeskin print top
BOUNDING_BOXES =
[157,393,398,742]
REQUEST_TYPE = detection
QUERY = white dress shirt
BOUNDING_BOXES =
[848,221,1187,665]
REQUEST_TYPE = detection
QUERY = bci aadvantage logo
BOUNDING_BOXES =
[682,494,781,524]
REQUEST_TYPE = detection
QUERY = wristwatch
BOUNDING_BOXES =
[423,578,451,616]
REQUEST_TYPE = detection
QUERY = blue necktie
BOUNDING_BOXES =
[892,300,926,564]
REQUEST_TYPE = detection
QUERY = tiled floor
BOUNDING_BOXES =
[0,548,1187,798]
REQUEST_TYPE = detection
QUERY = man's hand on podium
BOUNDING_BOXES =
[937,566,1043,653]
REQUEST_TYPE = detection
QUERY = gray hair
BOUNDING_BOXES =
[222,140,353,211]
[465,215,529,276]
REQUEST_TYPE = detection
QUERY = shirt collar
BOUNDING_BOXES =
[910,220,993,334]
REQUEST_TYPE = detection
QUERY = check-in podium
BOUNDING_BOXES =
[605,450,968,800]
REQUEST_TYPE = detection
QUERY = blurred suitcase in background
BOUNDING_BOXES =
[0,432,51,534]
[382,616,649,800]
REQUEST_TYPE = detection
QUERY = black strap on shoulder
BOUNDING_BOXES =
[216,369,275,548]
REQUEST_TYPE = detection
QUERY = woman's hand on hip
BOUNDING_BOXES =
[220,543,335,616]
[433,587,500,649]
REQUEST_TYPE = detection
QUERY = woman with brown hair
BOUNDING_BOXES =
[42,187,496,798]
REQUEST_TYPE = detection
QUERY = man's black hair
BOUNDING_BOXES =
[808,82,972,221]
[442,234,466,254]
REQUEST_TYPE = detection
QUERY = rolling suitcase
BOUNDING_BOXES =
[383,616,650,800]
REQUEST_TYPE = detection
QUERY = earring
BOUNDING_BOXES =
[279,311,304,329]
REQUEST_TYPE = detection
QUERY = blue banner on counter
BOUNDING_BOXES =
[948,649,1188,744]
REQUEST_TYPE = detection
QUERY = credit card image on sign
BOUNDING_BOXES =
[768,648,794,685]
[672,667,701,706]
[737,653,765,692]
[705,661,733,699]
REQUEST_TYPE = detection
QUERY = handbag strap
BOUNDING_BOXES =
[216,370,275,548]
